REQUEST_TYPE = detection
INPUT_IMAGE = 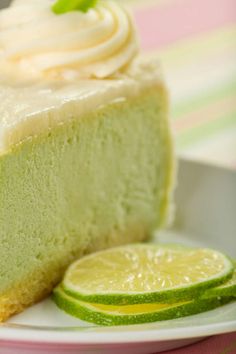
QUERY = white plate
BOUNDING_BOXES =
[1,158,236,354]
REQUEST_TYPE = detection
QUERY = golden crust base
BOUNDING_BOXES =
[0,226,149,322]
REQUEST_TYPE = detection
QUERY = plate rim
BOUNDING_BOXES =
[0,318,236,345]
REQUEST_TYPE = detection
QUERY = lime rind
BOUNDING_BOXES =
[62,244,234,305]
[53,286,233,326]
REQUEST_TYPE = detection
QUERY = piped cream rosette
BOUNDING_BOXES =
[0,0,139,80]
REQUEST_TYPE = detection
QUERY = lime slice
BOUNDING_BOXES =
[202,263,236,298]
[53,286,232,326]
[62,244,233,305]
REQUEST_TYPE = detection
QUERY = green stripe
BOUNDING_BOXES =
[172,80,236,119]
[177,110,236,150]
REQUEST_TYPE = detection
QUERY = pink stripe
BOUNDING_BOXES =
[134,0,236,50]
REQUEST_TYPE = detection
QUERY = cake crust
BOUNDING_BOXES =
[0,225,149,322]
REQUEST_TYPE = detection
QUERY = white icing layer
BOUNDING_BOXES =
[0,59,163,155]
[0,0,138,80]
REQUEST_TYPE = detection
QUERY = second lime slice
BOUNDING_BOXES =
[202,263,236,299]
[53,286,232,326]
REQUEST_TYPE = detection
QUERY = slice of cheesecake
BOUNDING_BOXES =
[0,60,174,322]
[0,0,174,321]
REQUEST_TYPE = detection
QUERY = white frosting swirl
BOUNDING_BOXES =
[0,0,138,80]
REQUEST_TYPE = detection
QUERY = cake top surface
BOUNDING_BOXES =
[0,59,163,155]
[0,0,163,155]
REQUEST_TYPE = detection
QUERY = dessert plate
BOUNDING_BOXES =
[1,158,236,354]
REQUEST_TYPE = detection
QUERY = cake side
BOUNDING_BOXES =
[0,83,173,321]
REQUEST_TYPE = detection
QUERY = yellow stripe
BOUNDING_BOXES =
[173,93,236,133]
[177,111,236,149]
[145,24,236,68]
[173,80,236,119]
[122,0,177,10]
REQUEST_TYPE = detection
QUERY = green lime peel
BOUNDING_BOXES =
[52,0,98,14]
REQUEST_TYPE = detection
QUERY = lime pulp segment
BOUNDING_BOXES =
[62,244,234,305]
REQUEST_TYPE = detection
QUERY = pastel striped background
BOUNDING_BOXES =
[1,1,235,169]
[129,0,236,169]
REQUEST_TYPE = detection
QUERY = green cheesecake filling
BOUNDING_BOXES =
[0,86,173,306]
